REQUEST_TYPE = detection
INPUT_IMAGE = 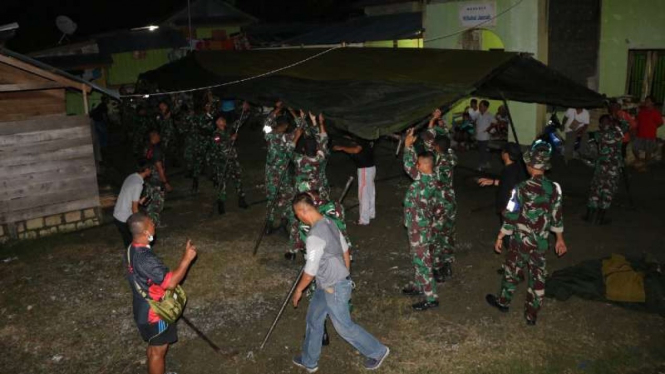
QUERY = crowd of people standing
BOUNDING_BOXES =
[107,90,661,373]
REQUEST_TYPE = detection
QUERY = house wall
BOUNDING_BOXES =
[598,0,665,98]
[106,48,173,86]
[195,25,241,39]
[425,0,549,144]
[0,114,101,243]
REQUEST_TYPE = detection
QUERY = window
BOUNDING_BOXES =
[626,50,665,104]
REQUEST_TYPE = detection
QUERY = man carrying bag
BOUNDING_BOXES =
[125,212,197,374]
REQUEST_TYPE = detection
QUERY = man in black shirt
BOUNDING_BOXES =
[334,137,376,225]
[478,142,528,219]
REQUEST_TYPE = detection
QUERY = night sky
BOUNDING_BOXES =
[0,0,358,52]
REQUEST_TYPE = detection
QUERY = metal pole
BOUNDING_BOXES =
[339,176,354,204]
[500,93,520,145]
[182,315,238,356]
[259,266,304,350]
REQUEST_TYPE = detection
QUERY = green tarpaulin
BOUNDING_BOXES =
[139,48,606,139]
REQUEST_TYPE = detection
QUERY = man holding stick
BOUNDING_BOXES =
[291,193,389,372]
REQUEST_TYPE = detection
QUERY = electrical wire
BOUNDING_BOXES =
[423,0,525,43]
[121,45,343,98]
[122,0,524,99]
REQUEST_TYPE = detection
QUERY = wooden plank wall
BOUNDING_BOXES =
[0,114,100,224]
[0,60,67,121]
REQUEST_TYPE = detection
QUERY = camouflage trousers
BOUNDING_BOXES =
[407,225,437,302]
[213,157,244,202]
[183,140,207,178]
[497,236,547,322]
[144,184,165,226]
[587,163,620,210]
[266,166,294,223]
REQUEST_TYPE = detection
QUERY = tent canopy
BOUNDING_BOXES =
[139,48,606,139]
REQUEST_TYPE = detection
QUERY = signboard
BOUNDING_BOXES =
[459,2,497,27]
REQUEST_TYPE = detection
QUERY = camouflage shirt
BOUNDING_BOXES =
[595,119,627,166]
[501,175,564,241]
[209,128,235,163]
[294,132,328,193]
[403,146,446,228]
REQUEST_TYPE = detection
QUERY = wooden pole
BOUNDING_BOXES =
[82,84,89,114]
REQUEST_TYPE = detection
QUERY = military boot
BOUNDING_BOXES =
[595,209,611,225]
[582,207,596,222]
[284,252,296,261]
[485,294,509,313]
[433,268,445,283]
[191,177,199,194]
[217,200,225,215]
[238,196,249,209]
[412,299,439,311]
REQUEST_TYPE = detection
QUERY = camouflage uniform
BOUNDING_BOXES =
[132,113,154,156]
[156,113,175,151]
[264,115,296,224]
[208,128,245,202]
[183,113,213,181]
[144,143,166,226]
[403,146,446,302]
[293,132,330,200]
[422,128,458,268]
[496,145,564,323]
[586,119,627,210]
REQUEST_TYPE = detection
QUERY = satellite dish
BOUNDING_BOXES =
[56,16,77,44]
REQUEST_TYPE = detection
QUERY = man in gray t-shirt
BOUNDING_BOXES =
[113,160,151,247]
[291,193,389,373]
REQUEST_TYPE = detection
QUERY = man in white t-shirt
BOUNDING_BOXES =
[562,108,590,163]
[475,100,495,170]
[114,159,152,247]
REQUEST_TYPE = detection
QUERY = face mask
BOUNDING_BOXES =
[146,231,154,243]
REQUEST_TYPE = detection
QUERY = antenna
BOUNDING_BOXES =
[55,16,77,44]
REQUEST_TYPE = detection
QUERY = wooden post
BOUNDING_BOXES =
[82,84,89,114]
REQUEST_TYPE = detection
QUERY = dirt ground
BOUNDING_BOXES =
[1,126,665,374]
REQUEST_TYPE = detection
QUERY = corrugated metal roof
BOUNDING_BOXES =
[282,13,422,46]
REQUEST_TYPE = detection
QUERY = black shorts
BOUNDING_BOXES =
[137,320,178,346]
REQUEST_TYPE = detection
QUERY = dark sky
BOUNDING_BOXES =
[0,0,358,52]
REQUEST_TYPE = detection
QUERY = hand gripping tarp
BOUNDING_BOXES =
[139,48,606,139]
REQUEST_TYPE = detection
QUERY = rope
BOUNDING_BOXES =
[122,46,343,98]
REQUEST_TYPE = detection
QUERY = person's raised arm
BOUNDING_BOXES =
[333,144,362,154]
[166,240,197,290]
[403,128,420,180]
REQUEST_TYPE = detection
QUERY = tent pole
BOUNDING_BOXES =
[500,93,520,145]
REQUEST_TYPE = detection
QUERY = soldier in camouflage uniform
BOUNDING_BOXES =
[183,106,213,193]
[401,128,446,312]
[293,111,330,199]
[263,102,303,235]
[208,110,250,215]
[132,106,154,156]
[156,101,175,151]
[143,130,172,227]
[428,134,458,282]
[582,115,628,225]
[486,140,567,325]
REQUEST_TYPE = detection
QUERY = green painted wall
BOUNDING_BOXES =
[424,0,547,144]
[66,91,103,116]
[107,48,172,86]
[598,0,665,98]
[364,39,423,48]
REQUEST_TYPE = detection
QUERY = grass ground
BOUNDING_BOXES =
[1,127,664,374]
